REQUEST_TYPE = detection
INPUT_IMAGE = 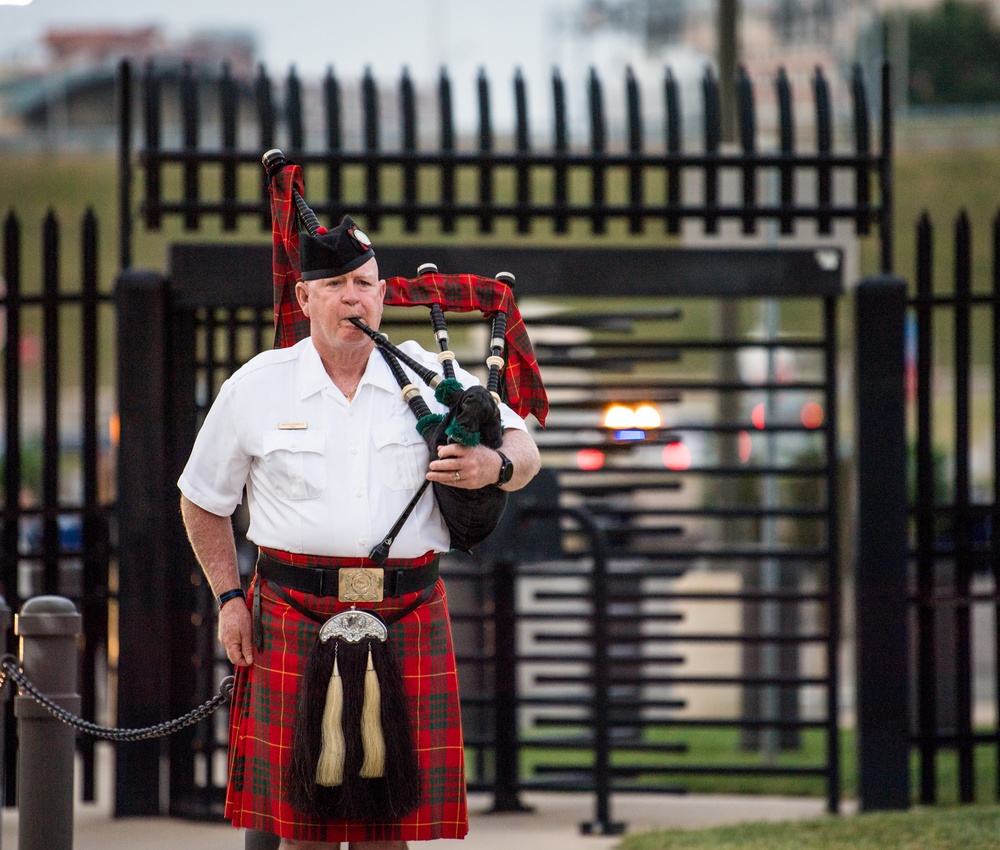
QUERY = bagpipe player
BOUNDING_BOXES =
[177,216,541,849]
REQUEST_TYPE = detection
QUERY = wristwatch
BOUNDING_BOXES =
[495,451,514,486]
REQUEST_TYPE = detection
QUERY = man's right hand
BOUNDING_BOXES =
[219,599,254,667]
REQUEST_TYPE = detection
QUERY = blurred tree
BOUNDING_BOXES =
[905,0,1000,105]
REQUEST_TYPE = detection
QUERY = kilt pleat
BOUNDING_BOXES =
[225,574,468,842]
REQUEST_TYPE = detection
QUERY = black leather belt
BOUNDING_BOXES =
[256,551,439,598]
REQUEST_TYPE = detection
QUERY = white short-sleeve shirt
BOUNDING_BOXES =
[177,337,527,558]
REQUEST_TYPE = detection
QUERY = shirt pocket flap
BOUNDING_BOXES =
[262,430,326,455]
[370,422,422,451]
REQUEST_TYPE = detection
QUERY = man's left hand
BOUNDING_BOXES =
[428,443,501,490]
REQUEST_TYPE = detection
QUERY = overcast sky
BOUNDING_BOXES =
[0,0,720,137]
[1,0,583,82]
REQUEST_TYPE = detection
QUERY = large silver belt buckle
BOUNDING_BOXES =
[338,567,384,603]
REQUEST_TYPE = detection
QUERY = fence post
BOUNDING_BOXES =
[490,557,528,812]
[115,269,173,815]
[855,274,909,811]
[14,596,81,850]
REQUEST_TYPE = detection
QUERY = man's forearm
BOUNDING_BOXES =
[179,495,241,594]
[498,427,541,492]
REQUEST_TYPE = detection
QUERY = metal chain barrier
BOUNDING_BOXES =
[0,654,234,743]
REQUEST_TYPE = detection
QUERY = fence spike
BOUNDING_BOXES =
[477,68,493,234]
[736,65,756,235]
[439,67,455,233]
[221,63,238,232]
[626,67,643,234]
[439,67,454,150]
[851,64,871,236]
[256,63,275,149]
[514,68,529,152]
[552,67,567,152]
[702,66,720,155]
[477,68,492,152]
[401,67,417,150]
[588,67,607,234]
[363,67,380,230]
[879,60,894,273]
[514,68,530,234]
[664,67,681,234]
[141,60,162,231]
[324,66,342,223]
[256,64,275,230]
[736,64,755,153]
[626,66,642,152]
[552,67,568,234]
[776,67,794,235]
[401,67,418,233]
[180,62,199,231]
[702,66,720,234]
[117,59,133,270]
[286,66,304,153]
[813,66,832,235]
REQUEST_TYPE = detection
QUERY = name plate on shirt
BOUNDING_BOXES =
[339,567,384,603]
[278,422,308,430]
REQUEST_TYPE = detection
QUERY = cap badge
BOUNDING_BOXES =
[349,226,372,248]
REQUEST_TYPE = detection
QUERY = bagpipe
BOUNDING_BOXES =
[262,149,548,557]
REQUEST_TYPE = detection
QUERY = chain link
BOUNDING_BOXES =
[0,655,234,742]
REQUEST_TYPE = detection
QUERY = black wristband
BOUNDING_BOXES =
[217,587,246,609]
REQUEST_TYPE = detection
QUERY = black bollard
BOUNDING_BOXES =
[15,596,81,850]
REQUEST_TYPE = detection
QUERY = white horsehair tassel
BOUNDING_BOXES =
[359,644,386,778]
[316,652,345,786]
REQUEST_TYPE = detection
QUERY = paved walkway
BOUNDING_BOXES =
[2,790,848,849]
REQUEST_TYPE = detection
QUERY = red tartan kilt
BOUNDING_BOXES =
[225,575,468,842]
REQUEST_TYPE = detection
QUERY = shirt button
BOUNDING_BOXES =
[355,490,363,498]
[358,538,367,546]
[351,447,359,455]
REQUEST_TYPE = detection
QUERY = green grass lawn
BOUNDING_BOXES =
[618,805,1000,850]
[485,725,1000,806]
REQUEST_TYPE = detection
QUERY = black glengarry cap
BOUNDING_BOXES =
[299,215,374,281]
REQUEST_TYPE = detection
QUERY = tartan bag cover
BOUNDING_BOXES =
[225,556,468,842]
[268,160,549,427]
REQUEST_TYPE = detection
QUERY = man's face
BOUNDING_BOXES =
[295,257,386,357]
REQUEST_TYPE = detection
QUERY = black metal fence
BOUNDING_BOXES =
[111,54,891,825]
[118,58,892,264]
[0,209,115,802]
[909,209,1000,805]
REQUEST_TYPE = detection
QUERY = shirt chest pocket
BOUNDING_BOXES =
[261,430,327,500]
[371,422,428,492]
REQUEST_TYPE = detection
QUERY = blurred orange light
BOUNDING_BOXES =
[661,441,691,471]
[109,412,120,447]
[801,402,824,429]
[576,449,606,471]
[751,402,766,430]
[604,405,635,429]
[739,430,752,463]
[634,404,662,428]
